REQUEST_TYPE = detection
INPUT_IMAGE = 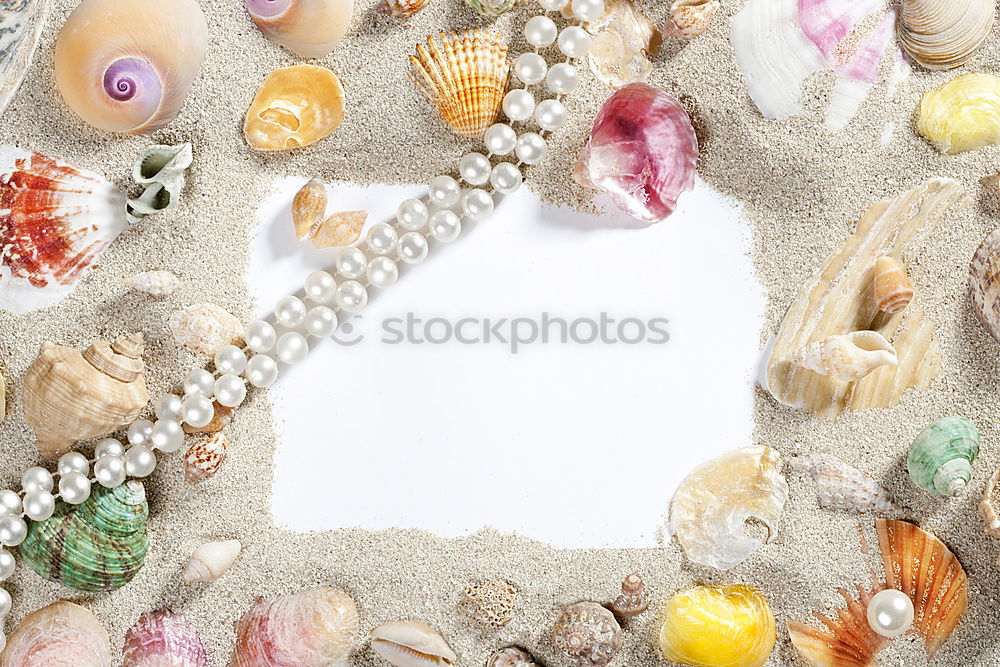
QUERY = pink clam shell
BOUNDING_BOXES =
[123,609,208,667]
[574,82,698,223]
[1,601,111,667]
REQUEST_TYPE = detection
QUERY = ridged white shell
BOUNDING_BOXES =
[370,621,457,666]
[898,0,995,71]
[793,454,900,513]
[126,270,179,296]
[0,0,51,115]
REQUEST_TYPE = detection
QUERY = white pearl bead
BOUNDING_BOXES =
[398,232,429,264]
[22,467,52,493]
[336,247,367,279]
[367,222,399,256]
[547,62,580,94]
[558,25,592,58]
[513,53,547,85]
[866,589,914,639]
[94,456,127,488]
[124,445,157,478]
[155,394,183,422]
[214,345,247,375]
[334,280,368,313]
[459,153,492,186]
[246,354,279,388]
[58,472,91,505]
[462,189,495,221]
[525,15,557,46]
[304,270,337,303]
[535,98,568,131]
[127,419,154,446]
[366,256,399,289]
[490,163,523,194]
[0,588,11,617]
[183,368,216,397]
[570,0,604,21]
[57,452,89,477]
[429,210,462,243]
[0,491,20,517]
[22,490,54,521]
[539,0,567,10]
[275,296,307,328]
[214,374,247,408]
[0,550,15,581]
[503,89,535,122]
[484,123,517,156]
[515,132,547,165]
[150,419,185,453]
[397,198,429,231]
[275,332,309,365]
[94,438,125,460]
[428,175,461,208]
[304,306,337,337]
[0,516,26,547]
[181,394,215,428]
[245,320,277,354]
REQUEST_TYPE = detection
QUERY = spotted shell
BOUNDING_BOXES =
[184,433,227,483]
[553,602,622,667]
[664,0,719,38]
[610,573,649,618]
[122,609,208,667]
[379,0,430,18]
[459,580,518,629]
[1,600,111,666]
[487,647,540,667]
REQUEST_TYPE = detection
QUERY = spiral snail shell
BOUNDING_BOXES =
[907,415,980,497]
[245,0,354,59]
[54,0,208,133]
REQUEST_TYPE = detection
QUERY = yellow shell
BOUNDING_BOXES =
[659,585,776,667]
[899,0,994,71]
[873,256,913,314]
[917,73,1000,155]
[292,177,328,239]
[410,29,509,138]
[244,65,345,151]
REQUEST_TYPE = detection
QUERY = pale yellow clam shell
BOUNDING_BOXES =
[917,73,1000,155]
[899,0,995,71]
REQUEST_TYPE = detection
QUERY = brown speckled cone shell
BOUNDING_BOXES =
[184,433,228,483]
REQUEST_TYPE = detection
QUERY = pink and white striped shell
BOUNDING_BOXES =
[184,433,227,483]
[1,601,111,666]
[245,0,354,59]
[0,147,127,313]
[574,83,698,223]
[231,586,360,666]
[54,0,208,133]
[122,609,208,667]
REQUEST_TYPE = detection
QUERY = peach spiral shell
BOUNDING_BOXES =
[245,0,354,59]
[54,0,208,133]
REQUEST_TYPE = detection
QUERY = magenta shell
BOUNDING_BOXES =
[122,609,208,667]
[574,83,698,224]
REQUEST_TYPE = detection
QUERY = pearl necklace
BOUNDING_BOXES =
[0,0,606,645]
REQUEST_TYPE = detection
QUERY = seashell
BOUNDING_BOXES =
[293,177,328,239]
[487,647,540,667]
[127,271,180,296]
[584,0,661,88]
[184,433,228,483]
[312,211,367,248]
[379,0,430,18]
[872,256,913,314]
[19,480,148,592]
[244,65,345,151]
[659,585,776,667]
[169,303,244,357]
[1,600,111,666]
[54,0,207,133]
[463,0,514,17]
[574,83,698,224]
[22,333,149,459]
[792,331,898,383]
[127,143,193,222]
[766,179,966,417]
[231,586,359,666]
[970,227,1000,343]
[370,620,457,666]
[918,73,1000,155]
[788,585,888,667]
[458,579,518,629]
[182,539,241,583]
[291,178,368,248]
[183,402,234,434]
[245,0,353,59]
[907,415,980,497]
[792,453,900,513]
[664,0,719,39]
[671,446,788,571]
[553,602,622,667]
[0,0,51,116]
[980,466,1000,562]
[0,147,127,314]
[410,30,510,139]
[826,8,899,133]
[610,573,648,618]
[122,609,208,667]
[0,371,5,422]
[898,0,994,71]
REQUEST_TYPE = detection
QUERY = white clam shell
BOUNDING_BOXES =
[370,620,457,666]
[182,539,241,583]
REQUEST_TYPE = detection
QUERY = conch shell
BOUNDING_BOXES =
[553,602,622,667]
[898,0,995,71]
[0,0,51,116]
[370,620,457,666]
[21,333,149,459]
[792,331,898,382]
[410,29,510,139]
[245,0,353,59]
[665,0,719,39]
[671,446,788,570]
[969,227,1000,342]
[792,453,900,513]
[182,539,241,583]
[872,256,913,314]
[123,609,208,667]
[291,177,367,248]
[917,73,1000,155]
[1,600,111,666]
[244,65,345,151]
[584,0,662,88]
[610,574,649,618]
[659,585,776,667]
[126,142,193,222]
[907,415,980,497]
[0,147,127,314]
[54,0,208,133]
[379,0,429,17]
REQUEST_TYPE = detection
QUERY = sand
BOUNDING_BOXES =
[2,0,1000,664]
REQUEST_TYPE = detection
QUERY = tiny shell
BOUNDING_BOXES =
[981,466,1000,563]
[182,539,241,583]
[1,600,111,666]
[873,256,913,314]
[184,433,227,483]
[169,303,244,357]
[370,620,457,666]
[553,602,622,667]
[127,271,180,296]
[122,609,208,667]
[899,0,994,71]
[379,0,429,17]
[459,580,518,629]
[244,65,345,151]
[792,453,899,513]
[245,0,354,58]
[969,227,1000,343]
[487,647,540,667]
[907,415,980,497]
[312,211,367,248]
[293,177,327,239]
[127,143,193,222]
[792,331,898,382]
[585,0,662,88]
[664,0,719,39]
[918,73,1000,155]
[610,574,649,618]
